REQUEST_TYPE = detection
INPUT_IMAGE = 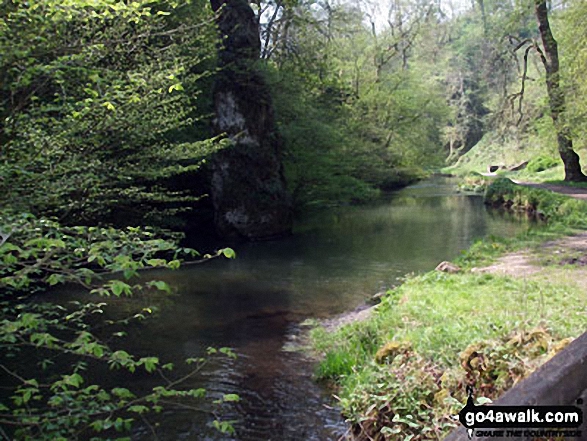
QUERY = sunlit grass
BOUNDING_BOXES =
[311,180,587,440]
[311,271,587,439]
[313,271,586,376]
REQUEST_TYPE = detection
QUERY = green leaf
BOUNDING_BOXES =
[146,258,167,267]
[90,420,104,432]
[221,248,236,259]
[219,347,237,359]
[30,332,58,347]
[108,280,132,297]
[167,259,181,270]
[150,280,171,293]
[139,357,159,373]
[90,343,105,357]
[47,273,64,286]
[188,388,206,398]
[24,379,39,387]
[123,269,138,279]
[109,350,135,371]
[222,393,240,402]
[212,420,236,435]
[18,313,40,330]
[111,388,135,399]
[102,101,116,111]
[63,373,84,388]
[22,389,33,403]
[168,83,184,93]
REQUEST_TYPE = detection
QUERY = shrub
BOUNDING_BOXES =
[526,155,559,173]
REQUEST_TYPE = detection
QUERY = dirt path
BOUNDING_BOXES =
[512,179,587,200]
[478,174,587,200]
[479,178,587,278]
[473,231,587,293]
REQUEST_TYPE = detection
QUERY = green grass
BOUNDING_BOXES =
[442,129,587,185]
[443,131,559,175]
[313,271,585,371]
[311,272,587,440]
[516,165,565,182]
[311,179,587,440]
[543,179,587,188]
[485,178,587,228]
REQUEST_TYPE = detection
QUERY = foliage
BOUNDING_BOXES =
[0,2,241,437]
[0,295,238,440]
[0,210,237,439]
[0,0,221,226]
[525,155,559,173]
[265,2,447,209]
[269,68,381,208]
[560,0,587,147]
[0,212,189,293]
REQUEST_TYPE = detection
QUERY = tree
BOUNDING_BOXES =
[0,1,240,438]
[0,0,222,226]
[533,0,586,181]
[560,0,587,147]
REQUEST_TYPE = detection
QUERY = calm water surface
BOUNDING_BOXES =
[68,178,531,440]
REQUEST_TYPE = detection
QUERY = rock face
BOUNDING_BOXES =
[444,74,488,162]
[209,0,292,239]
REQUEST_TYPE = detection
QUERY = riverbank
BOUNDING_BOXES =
[310,178,587,440]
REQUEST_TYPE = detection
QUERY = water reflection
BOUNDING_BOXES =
[58,178,533,440]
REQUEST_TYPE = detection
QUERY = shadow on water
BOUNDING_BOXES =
[47,177,533,440]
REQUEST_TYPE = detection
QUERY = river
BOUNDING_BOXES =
[59,177,531,440]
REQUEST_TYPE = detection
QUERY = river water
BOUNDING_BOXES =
[63,178,530,440]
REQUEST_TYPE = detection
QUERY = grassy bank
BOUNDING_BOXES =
[311,178,587,440]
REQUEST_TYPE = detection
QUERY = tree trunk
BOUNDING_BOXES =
[209,0,292,239]
[535,0,587,181]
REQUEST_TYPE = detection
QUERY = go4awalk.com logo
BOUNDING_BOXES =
[458,387,583,439]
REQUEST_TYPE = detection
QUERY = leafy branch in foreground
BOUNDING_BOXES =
[0,212,235,294]
[0,298,238,440]
[0,211,237,439]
